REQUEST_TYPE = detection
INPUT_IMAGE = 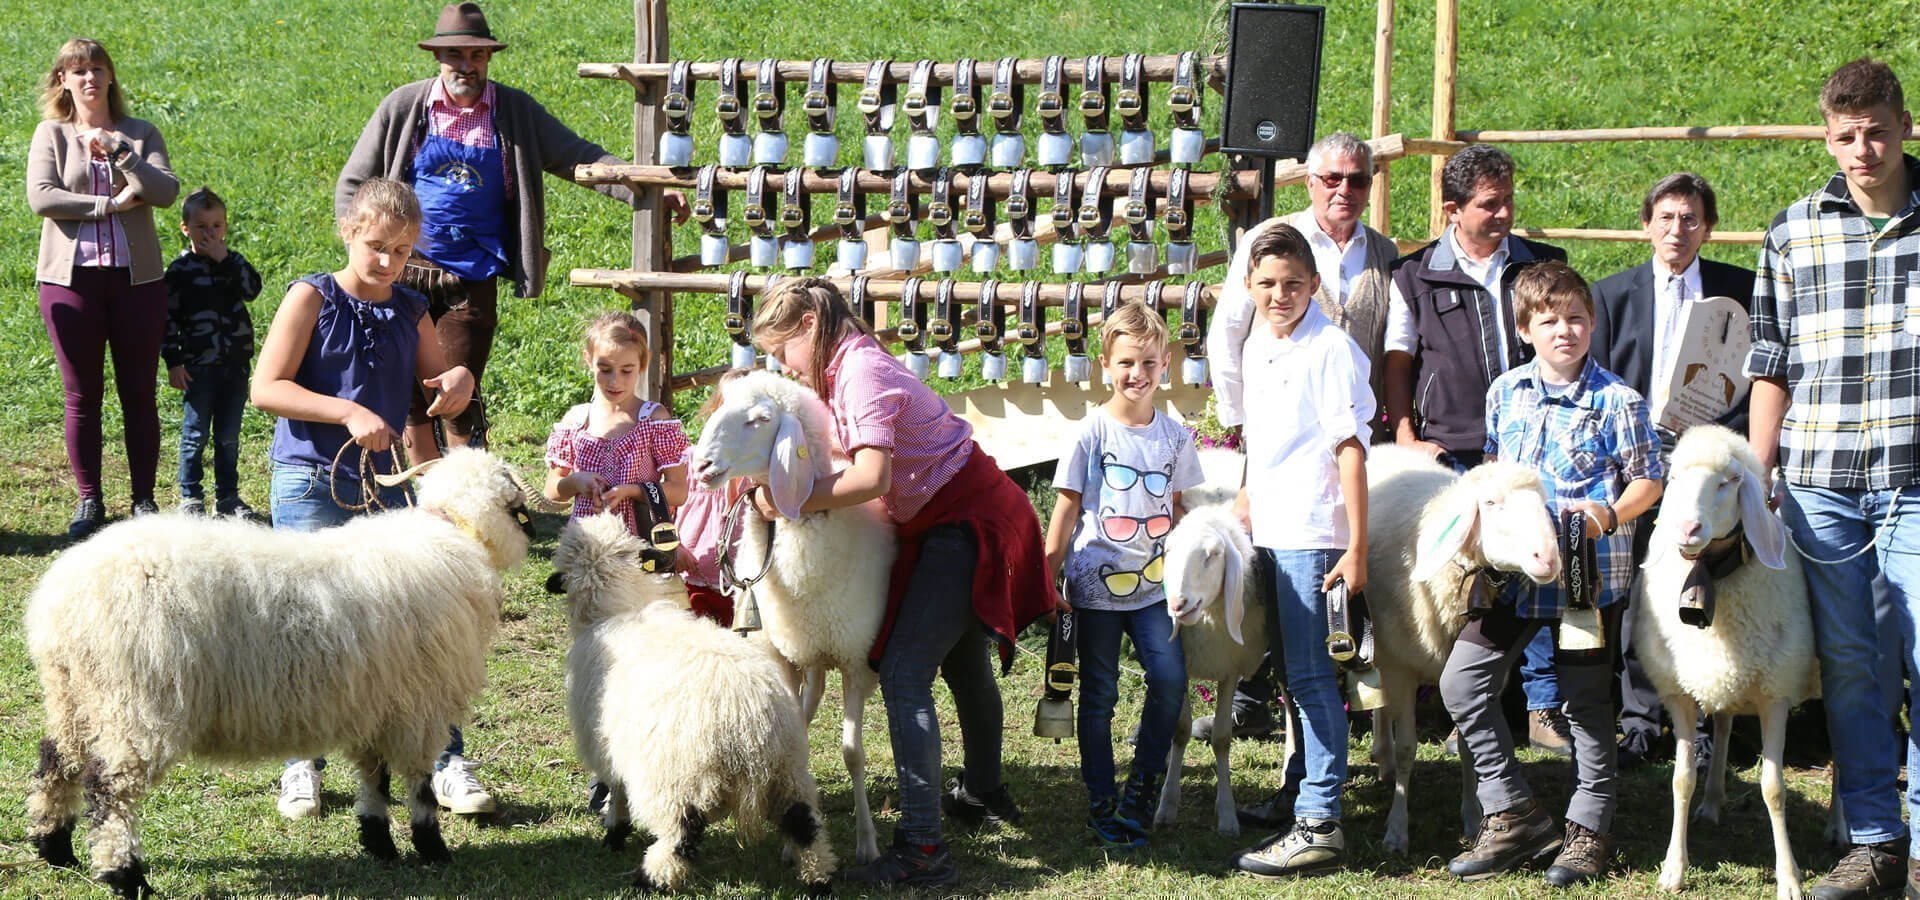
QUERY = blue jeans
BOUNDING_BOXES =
[272,462,464,770]
[1520,629,1562,711]
[1780,482,1920,848]
[1260,547,1347,821]
[177,360,248,500]
[1076,602,1187,802]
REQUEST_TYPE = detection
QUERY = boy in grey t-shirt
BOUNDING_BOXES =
[1044,301,1203,848]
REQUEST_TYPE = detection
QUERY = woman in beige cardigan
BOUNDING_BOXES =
[27,38,178,541]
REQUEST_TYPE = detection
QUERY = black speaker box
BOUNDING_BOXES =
[1221,3,1326,160]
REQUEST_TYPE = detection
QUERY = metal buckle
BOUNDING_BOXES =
[885,200,911,224]
[649,522,681,553]
[1036,91,1064,117]
[1164,208,1189,231]
[857,87,883,113]
[779,205,806,230]
[963,209,987,233]
[723,312,746,335]
[1115,89,1143,117]
[1326,632,1357,663]
[754,92,779,118]
[1078,89,1106,116]
[1168,85,1197,114]
[715,94,740,120]
[928,200,952,228]
[802,89,831,117]
[1005,194,1029,220]
[1123,199,1148,225]
[950,94,976,120]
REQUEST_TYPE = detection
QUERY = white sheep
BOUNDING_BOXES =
[1633,425,1821,899]
[549,513,836,894]
[685,369,895,864]
[1363,443,1562,854]
[24,449,531,899]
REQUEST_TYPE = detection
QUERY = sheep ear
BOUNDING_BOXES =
[1413,502,1476,582]
[1221,543,1247,645]
[767,411,815,520]
[1739,471,1788,569]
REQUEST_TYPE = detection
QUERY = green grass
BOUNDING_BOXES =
[0,0,1913,896]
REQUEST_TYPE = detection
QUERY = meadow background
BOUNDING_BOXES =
[0,0,1915,896]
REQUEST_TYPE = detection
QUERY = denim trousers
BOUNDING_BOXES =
[876,525,1004,846]
[1075,601,1187,802]
[177,360,249,500]
[1780,482,1920,848]
[271,462,463,769]
[1259,547,1347,821]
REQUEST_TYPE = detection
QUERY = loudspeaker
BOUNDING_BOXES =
[1221,3,1326,160]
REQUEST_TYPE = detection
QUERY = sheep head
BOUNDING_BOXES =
[1412,460,1560,588]
[686,371,833,519]
[413,447,533,571]
[1163,505,1254,645]
[548,512,692,630]
[1649,425,1787,569]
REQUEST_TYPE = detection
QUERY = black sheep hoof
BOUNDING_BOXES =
[804,878,834,897]
[632,870,659,894]
[99,860,154,898]
[412,820,452,865]
[357,814,400,861]
[32,826,79,869]
[603,821,634,852]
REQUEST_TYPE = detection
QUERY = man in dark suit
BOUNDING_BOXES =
[1589,172,1754,770]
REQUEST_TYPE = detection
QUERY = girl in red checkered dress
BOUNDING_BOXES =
[543,311,730,623]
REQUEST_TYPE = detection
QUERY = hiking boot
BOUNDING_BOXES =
[130,497,160,518]
[1234,818,1345,878]
[277,760,322,819]
[1529,709,1574,757]
[1193,702,1278,742]
[842,830,958,886]
[1544,821,1614,887]
[1236,784,1299,831]
[1087,796,1148,849]
[942,775,1022,832]
[1813,838,1907,900]
[1905,856,1920,900]
[432,755,496,814]
[217,496,264,523]
[1448,798,1563,880]
[179,497,207,517]
[67,497,105,542]
[1118,769,1164,832]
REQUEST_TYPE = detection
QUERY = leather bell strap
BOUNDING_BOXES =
[897,276,926,349]
[693,165,728,237]
[905,59,941,135]
[964,170,994,236]
[716,58,747,135]
[950,58,980,135]
[780,170,809,237]
[1178,280,1206,355]
[1325,578,1376,669]
[1062,282,1087,354]
[1078,166,1113,239]
[634,480,682,572]
[931,279,960,348]
[664,60,694,134]
[1101,278,1126,321]
[928,168,957,239]
[1560,509,1598,610]
[833,167,866,230]
[989,57,1024,133]
[885,168,919,239]
[858,59,897,134]
[1169,51,1201,128]
[1049,168,1078,236]
[1123,166,1155,241]
[1163,168,1193,239]
[804,58,836,135]
[851,274,877,327]
[975,279,1004,346]
[1679,529,1749,628]
[1080,54,1110,131]
[1018,280,1046,355]
[1116,53,1149,132]
[1037,55,1068,135]
[742,166,775,236]
[1006,169,1035,239]
[753,58,784,132]
[724,270,752,344]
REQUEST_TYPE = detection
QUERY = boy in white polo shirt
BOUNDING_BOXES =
[1228,224,1374,878]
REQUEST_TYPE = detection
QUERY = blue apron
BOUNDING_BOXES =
[411,121,509,282]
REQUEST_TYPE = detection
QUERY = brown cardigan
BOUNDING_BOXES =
[28,116,179,286]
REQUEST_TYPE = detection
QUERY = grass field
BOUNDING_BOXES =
[1,0,1916,896]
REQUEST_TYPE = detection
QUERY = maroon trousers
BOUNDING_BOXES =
[38,266,166,501]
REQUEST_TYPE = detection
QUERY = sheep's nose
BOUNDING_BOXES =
[1677,520,1703,542]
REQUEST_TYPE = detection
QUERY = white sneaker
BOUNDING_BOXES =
[277,761,322,819]
[432,756,497,814]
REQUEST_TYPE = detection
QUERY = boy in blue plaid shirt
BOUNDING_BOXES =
[1440,261,1663,887]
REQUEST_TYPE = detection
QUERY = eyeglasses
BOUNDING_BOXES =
[1099,508,1172,542]
[1100,554,1165,598]
[1312,170,1372,190]
[1101,454,1171,497]
[1651,212,1703,233]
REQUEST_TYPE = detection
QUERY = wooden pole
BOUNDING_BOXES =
[1457,124,1824,143]
[580,55,1225,86]
[1369,0,1395,236]
[631,0,671,403]
[1428,0,1457,238]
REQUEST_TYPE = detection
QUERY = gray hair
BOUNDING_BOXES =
[1305,132,1374,175]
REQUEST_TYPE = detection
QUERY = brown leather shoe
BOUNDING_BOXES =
[1812,838,1906,900]
[1529,709,1574,757]
[1447,798,1563,881]
[1544,821,1613,887]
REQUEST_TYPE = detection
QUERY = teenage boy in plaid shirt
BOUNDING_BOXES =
[1748,58,1920,900]
[1441,261,1662,887]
